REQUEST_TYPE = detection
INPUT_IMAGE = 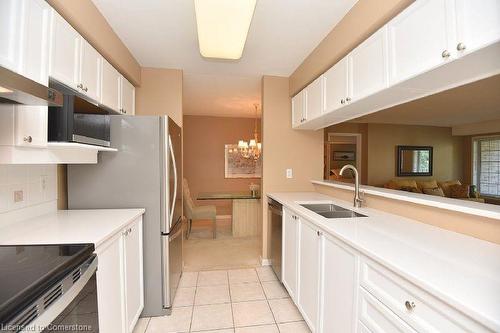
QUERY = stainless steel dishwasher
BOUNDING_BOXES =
[268,198,283,281]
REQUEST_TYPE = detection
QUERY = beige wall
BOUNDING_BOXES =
[47,0,141,86]
[314,184,500,245]
[261,76,324,259]
[183,115,261,215]
[289,0,413,95]
[136,68,183,126]
[366,124,464,186]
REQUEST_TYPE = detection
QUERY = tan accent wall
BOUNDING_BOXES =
[261,76,324,259]
[289,0,413,96]
[47,0,141,86]
[453,119,500,136]
[183,115,261,216]
[136,68,183,126]
[366,124,464,186]
[314,184,500,245]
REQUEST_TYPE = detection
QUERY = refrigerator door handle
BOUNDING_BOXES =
[168,135,178,228]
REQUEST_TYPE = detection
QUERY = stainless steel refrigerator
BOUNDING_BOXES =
[67,115,182,317]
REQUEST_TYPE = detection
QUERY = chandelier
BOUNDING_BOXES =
[238,104,262,160]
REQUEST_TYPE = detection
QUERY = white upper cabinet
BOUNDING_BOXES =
[387,0,455,85]
[0,0,23,72]
[292,90,306,128]
[324,57,349,113]
[320,234,358,333]
[120,76,135,115]
[454,0,500,55]
[15,106,48,147]
[282,208,299,301]
[348,26,389,102]
[101,59,121,112]
[298,219,320,332]
[49,9,80,90]
[79,40,102,102]
[305,76,324,120]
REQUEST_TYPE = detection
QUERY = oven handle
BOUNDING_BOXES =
[21,256,98,333]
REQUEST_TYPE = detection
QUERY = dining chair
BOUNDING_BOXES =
[183,178,217,239]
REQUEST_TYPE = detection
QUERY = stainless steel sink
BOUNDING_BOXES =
[300,203,367,219]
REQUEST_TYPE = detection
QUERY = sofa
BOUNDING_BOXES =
[383,179,485,203]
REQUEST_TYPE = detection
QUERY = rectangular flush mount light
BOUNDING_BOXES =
[194,0,256,60]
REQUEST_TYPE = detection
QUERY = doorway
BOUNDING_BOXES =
[325,133,362,182]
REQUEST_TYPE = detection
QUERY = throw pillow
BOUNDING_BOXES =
[399,186,422,193]
[417,180,438,190]
[423,187,445,197]
[438,180,462,197]
[449,184,470,199]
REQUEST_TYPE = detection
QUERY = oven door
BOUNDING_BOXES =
[42,258,99,333]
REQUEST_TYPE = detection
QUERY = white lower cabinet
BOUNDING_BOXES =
[320,233,358,333]
[297,219,320,332]
[282,209,494,333]
[282,208,299,301]
[96,217,144,333]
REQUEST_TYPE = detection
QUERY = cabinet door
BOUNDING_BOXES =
[0,0,23,72]
[349,26,389,102]
[14,106,48,147]
[80,40,102,102]
[49,10,80,90]
[320,234,358,333]
[123,219,144,333]
[96,235,126,333]
[120,77,135,115]
[305,76,324,120]
[101,59,121,112]
[20,0,51,85]
[291,90,306,128]
[298,219,320,332]
[324,57,349,113]
[282,208,298,301]
[454,0,500,55]
[387,0,455,85]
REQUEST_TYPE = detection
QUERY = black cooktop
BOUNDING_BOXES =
[0,244,95,324]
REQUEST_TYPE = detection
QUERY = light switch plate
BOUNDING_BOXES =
[14,190,24,203]
[286,168,293,179]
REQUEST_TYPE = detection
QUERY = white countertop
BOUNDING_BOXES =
[268,192,500,332]
[0,209,145,248]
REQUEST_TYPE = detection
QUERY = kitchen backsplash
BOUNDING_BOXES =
[0,165,57,214]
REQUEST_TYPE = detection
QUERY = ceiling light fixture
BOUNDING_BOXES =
[194,0,256,60]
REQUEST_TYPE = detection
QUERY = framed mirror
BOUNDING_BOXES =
[397,146,433,177]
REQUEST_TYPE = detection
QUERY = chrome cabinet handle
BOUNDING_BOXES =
[77,83,84,89]
[457,42,466,51]
[346,97,351,102]
[405,301,416,311]
[123,109,127,114]
[123,230,128,236]
[341,99,345,104]
[23,135,32,143]
[441,50,451,58]
[128,228,132,233]
[317,230,322,236]
[83,86,88,92]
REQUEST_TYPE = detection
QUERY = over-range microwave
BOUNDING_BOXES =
[48,80,111,147]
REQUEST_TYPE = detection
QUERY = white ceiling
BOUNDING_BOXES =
[92,0,357,117]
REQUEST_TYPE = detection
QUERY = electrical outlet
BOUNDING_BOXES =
[286,168,293,179]
[14,190,24,203]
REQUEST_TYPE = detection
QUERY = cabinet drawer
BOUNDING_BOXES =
[359,287,416,333]
[360,258,490,333]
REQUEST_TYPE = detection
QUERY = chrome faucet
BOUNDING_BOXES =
[340,164,363,208]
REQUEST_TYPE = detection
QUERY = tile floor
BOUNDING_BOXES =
[183,219,262,271]
[133,267,310,333]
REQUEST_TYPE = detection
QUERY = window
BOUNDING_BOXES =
[473,136,500,197]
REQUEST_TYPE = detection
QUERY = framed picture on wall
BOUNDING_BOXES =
[333,151,356,161]
[224,144,262,178]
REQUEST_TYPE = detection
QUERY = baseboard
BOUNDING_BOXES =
[260,257,272,266]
